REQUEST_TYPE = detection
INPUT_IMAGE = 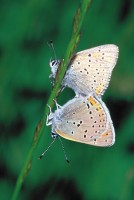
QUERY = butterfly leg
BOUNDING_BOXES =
[46,115,53,126]
[53,99,62,109]
[46,104,54,126]
[49,74,55,85]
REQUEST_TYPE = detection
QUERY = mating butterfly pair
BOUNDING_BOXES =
[47,44,119,147]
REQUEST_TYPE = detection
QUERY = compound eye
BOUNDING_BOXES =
[51,60,56,66]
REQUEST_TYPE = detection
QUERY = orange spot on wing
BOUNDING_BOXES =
[101,131,109,138]
[88,96,105,120]
[97,130,110,144]
[88,96,96,106]
[95,84,104,96]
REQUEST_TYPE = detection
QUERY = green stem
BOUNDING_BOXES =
[11,0,92,199]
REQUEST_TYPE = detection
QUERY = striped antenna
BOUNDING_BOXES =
[47,40,57,60]
[38,139,56,159]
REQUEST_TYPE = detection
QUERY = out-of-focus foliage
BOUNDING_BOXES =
[0,0,134,200]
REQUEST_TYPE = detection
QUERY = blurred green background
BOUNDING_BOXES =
[1,0,134,199]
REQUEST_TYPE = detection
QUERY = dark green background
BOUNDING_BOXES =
[1,0,134,199]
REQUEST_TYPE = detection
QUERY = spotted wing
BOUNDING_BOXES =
[65,44,119,96]
[55,95,115,147]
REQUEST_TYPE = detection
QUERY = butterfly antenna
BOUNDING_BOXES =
[38,139,56,159]
[47,40,57,60]
[58,137,70,164]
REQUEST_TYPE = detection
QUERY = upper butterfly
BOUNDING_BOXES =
[49,44,119,97]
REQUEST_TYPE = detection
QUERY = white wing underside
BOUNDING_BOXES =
[53,95,115,147]
[64,44,119,96]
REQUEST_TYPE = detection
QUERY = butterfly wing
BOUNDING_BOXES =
[54,95,115,147]
[65,44,119,96]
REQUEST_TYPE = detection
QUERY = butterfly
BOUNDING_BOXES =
[46,94,115,146]
[49,44,119,97]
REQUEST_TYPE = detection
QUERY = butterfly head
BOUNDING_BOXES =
[49,59,60,79]
[51,131,58,139]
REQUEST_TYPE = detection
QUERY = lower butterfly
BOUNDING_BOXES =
[46,94,115,147]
